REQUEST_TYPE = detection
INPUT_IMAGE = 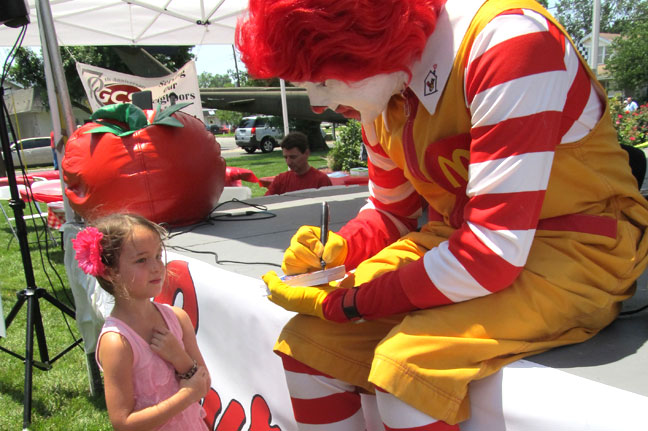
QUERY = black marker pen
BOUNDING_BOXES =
[320,202,329,270]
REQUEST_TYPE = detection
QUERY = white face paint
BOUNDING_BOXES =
[294,72,407,125]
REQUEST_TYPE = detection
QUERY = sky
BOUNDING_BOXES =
[192,44,246,76]
[2,44,244,78]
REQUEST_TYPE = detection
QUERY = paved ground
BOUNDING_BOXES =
[215,136,248,159]
[215,135,335,159]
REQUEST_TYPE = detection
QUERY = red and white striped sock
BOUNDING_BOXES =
[281,354,366,430]
[375,388,460,431]
[360,393,386,431]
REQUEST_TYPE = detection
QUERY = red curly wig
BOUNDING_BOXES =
[236,0,446,83]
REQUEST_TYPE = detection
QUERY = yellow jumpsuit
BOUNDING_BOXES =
[275,0,648,424]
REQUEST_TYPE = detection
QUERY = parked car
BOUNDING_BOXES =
[220,124,231,134]
[234,115,283,153]
[10,136,53,167]
[206,123,221,134]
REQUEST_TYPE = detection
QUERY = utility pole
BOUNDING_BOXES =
[590,0,601,78]
[232,44,241,87]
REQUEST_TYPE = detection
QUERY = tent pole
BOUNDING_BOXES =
[38,12,61,166]
[35,0,78,224]
[36,0,76,141]
[280,79,289,136]
[35,0,102,398]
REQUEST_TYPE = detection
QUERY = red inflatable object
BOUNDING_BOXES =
[225,166,261,187]
[0,169,60,187]
[62,107,225,227]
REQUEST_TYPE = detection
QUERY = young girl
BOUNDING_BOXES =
[73,213,210,430]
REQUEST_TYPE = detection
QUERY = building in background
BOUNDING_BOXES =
[2,81,87,140]
[578,32,621,97]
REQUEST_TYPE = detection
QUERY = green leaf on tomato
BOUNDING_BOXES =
[85,124,127,135]
[154,102,192,123]
[85,102,191,136]
[153,117,184,128]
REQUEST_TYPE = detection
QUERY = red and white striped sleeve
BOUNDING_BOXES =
[399,9,602,308]
[337,129,423,269]
[340,9,604,319]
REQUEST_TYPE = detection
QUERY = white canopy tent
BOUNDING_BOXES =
[0,0,293,166]
[0,2,255,422]
[0,0,246,47]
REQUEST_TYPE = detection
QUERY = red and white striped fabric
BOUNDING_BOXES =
[338,8,602,315]
[375,389,459,431]
[46,201,66,230]
[280,354,366,430]
[281,355,460,431]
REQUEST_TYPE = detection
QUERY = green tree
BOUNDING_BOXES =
[8,46,193,114]
[200,70,242,128]
[552,0,645,41]
[198,72,234,88]
[289,118,328,151]
[231,69,281,88]
[217,110,243,128]
[327,120,366,171]
[606,8,648,100]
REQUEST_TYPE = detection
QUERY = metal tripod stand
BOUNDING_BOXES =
[0,87,81,430]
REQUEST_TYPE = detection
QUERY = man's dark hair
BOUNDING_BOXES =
[280,131,309,153]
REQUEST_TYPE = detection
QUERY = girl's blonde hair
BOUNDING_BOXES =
[91,213,168,295]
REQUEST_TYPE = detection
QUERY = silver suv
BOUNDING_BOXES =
[10,136,53,167]
[234,115,283,153]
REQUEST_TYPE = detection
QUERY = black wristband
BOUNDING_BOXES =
[342,288,362,321]
[176,360,198,380]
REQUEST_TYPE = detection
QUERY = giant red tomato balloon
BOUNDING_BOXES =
[62,107,225,227]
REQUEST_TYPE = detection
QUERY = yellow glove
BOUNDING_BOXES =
[282,226,348,275]
[263,271,339,319]
[263,265,419,322]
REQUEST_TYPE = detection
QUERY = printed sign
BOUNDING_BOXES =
[156,253,297,430]
[76,60,204,122]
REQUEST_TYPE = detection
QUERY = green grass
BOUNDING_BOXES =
[225,148,331,197]
[0,204,110,430]
[0,150,329,429]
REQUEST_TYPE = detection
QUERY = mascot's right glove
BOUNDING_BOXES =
[282,226,348,275]
[262,262,427,322]
[262,271,353,322]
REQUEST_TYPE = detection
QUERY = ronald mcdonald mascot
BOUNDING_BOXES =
[237,0,648,429]
[63,103,225,227]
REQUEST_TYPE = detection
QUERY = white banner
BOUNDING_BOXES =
[154,252,648,431]
[76,60,204,122]
[158,252,298,430]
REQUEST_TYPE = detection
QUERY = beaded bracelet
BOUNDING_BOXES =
[176,360,198,380]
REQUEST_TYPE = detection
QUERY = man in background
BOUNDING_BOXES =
[624,96,638,112]
[265,131,332,195]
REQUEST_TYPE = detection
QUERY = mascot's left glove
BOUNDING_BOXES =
[262,271,355,322]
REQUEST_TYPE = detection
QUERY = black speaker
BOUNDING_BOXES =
[132,91,153,110]
[0,0,30,28]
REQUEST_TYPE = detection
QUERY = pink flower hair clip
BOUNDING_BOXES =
[72,227,106,277]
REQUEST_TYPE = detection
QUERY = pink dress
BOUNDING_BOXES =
[96,302,208,430]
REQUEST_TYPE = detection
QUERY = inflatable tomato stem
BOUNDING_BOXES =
[85,102,193,137]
